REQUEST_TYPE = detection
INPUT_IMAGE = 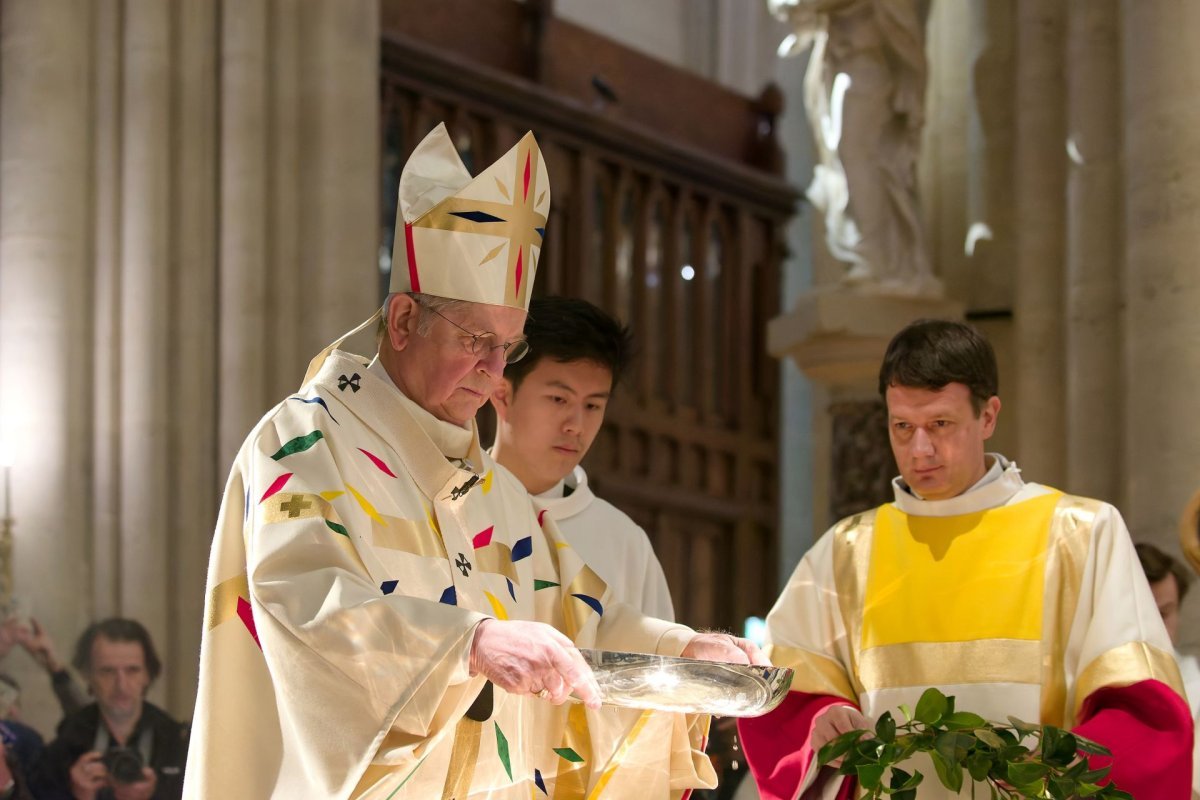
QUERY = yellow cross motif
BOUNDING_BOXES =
[279,494,313,518]
[412,136,546,308]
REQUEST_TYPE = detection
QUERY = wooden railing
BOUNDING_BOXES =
[380,0,796,632]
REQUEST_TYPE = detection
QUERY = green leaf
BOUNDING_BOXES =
[930,751,964,793]
[1080,767,1112,784]
[888,767,922,791]
[893,790,917,800]
[897,703,913,723]
[974,728,1007,749]
[816,730,861,767]
[1048,775,1076,800]
[856,763,885,790]
[1006,716,1039,741]
[1006,761,1050,786]
[915,687,950,725]
[1045,732,1079,767]
[1074,733,1113,756]
[966,751,992,782]
[934,731,974,765]
[855,738,884,760]
[1015,781,1047,797]
[994,727,1019,746]
[943,711,987,730]
[876,711,897,743]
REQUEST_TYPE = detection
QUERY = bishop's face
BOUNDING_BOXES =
[886,382,1001,501]
[386,297,527,427]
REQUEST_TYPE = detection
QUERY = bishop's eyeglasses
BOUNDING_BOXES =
[418,301,531,364]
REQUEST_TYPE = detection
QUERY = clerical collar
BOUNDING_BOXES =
[542,467,581,500]
[891,453,1025,517]
[367,358,473,461]
[534,466,591,519]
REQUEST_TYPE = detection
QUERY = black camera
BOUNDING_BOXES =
[102,747,146,785]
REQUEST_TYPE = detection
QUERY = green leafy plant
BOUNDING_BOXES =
[815,688,1131,799]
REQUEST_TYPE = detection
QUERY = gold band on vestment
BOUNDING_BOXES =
[1074,640,1186,719]
[440,718,483,800]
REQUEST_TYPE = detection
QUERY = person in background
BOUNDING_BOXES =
[1135,542,1200,799]
[491,295,674,620]
[32,619,188,800]
[17,618,88,717]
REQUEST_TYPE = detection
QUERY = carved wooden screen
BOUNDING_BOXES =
[380,2,794,633]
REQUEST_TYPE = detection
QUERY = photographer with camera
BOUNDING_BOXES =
[30,619,187,800]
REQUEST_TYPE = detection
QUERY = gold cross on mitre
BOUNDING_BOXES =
[391,124,550,311]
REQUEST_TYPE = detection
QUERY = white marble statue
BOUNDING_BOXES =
[771,0,939,294]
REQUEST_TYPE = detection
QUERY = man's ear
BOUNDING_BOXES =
[981,395,1001,439]
[386,294,420,351]
[491,378,514,421]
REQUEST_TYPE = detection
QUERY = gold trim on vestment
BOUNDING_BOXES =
[587,710,654,799]
[440,718,483,800]
[1179,488,1200,574]
[553,702,593,799]
[832,511,875,699]
[540,519,609,640]
[857,639,1042,690]
[372,514,448,559]
[765,644,856,701]
[1074,640,1186,719]
[474,541,518,583]
[205,573,249,630]
[1039,494,1097,726]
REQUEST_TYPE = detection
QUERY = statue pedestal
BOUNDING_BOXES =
[770,286,963,532]
[769,286,963,389]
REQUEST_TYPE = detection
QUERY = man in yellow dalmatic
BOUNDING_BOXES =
[184,123,762,799]
[739,319,1193,799]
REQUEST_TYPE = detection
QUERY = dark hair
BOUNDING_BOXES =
[1136,543,1192,603]
[73,618,162,683]
[504,296,634,391]
[878,319,999,415]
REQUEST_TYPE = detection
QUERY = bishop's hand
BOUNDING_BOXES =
[469,619,602,709]
[680,632,771,667]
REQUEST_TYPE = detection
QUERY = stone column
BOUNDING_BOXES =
[1122,0,1200,656]
[964,0,1016,312]
[1064,1,1122,504]
[168,0,220,714]
[218,0,271,468]
[0,0,93,736]
[118,0,173,686]
[91,0,123,618]
[1013,0,1067,486]
[297,0,381,360]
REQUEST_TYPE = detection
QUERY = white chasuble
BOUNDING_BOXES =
[185,351,715,799]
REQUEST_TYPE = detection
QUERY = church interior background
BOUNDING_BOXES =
[1,0,1198,735]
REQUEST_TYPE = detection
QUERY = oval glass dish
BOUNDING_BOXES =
[578,648,793,717]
